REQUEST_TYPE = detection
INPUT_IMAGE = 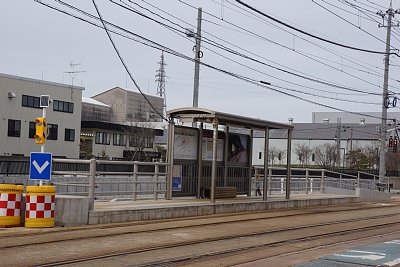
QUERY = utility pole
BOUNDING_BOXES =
[378,4,399,182]
[193,8,202,108]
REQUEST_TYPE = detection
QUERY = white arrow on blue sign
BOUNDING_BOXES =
[30,152,52,180]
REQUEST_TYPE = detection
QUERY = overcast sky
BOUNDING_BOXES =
[2,0,400,123]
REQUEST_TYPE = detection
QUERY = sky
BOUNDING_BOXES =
[2,0,400,123]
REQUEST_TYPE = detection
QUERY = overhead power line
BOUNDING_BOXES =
[179,0,399,90]
[120,0,385,96]
[235,0,400,57]
[91,0,168,122]
[312,0,387,45]
[36,0,385,121]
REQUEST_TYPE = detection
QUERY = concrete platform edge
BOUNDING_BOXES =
[88,196,358,225]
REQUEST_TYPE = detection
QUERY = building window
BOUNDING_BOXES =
[22,95,40,109]
[65,129,75,142]
[8,119,21,137]
[113,133,127,146]
[29,122,36,138]
[53,100,74,113]
[95,132,110,145]
[129,135,153,148]
[47,124,58,140]
[144,136,154,148]
[129,135,140,147]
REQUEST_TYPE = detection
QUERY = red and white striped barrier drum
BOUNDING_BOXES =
[0,184,23,227]
[25,186,55,228]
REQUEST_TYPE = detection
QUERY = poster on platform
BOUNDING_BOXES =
[174,128,198,160]
[201,137,224,161]
[172,165,182,191]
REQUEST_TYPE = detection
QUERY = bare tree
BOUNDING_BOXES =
[126,122,157,162]
[346,147,368,170]
[268,147,278,165]
[313,143,337,168]
[294,143,312,166]
[362,142,379,170]
[79,139,93,159]
[277,149,286,165]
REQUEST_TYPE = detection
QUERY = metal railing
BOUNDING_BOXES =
[51,158,168,210]
[0,158,393,210]
[251,167,385,196]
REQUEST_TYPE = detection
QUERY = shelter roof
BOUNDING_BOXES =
[233,123,380,140]
[167,107,293,130]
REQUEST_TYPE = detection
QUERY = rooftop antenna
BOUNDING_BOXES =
[64,62,86,87]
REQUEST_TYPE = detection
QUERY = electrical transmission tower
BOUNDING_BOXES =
[155,51,167,119]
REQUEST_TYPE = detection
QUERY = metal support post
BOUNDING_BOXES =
[88,158,96,211]
[166,121,175,200]
[197,122,203,198]
[336,118,341,169]
[285,129,292,199]
[154,163,159,200]
[263,127,269,200]
[321,169,325,193]
[248,129,253,197]
[223,126,229,187]
[305,168,309,194]
[133,162,138,201]
[39,107,47,186]
[210,119,218,203]
[268,168,272,196]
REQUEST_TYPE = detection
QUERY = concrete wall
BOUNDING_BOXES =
[55,195,89,226]
[325,186,356,196]
[356,188,391,202]
[0,73,83,158]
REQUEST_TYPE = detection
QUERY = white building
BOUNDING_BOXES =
[244,123,380,167]
[81,90,165,160]
[0,73,83,158]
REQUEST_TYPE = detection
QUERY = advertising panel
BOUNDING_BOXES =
[227,134,249,163]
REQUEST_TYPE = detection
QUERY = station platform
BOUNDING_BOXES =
[88,194,358,225]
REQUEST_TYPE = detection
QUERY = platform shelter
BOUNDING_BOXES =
[166,107,294,202]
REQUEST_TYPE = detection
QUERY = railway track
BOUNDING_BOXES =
[1,203,400,266]
[1,202,398,248]
[39,216,400,266]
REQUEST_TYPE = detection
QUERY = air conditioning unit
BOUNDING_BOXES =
[8,92,16,98]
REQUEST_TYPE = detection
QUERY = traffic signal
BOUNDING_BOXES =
[34,117,46,144]
[389,136,393,147]
[393,137,398,153]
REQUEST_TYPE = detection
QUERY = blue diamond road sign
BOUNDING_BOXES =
[30,152,52,181]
